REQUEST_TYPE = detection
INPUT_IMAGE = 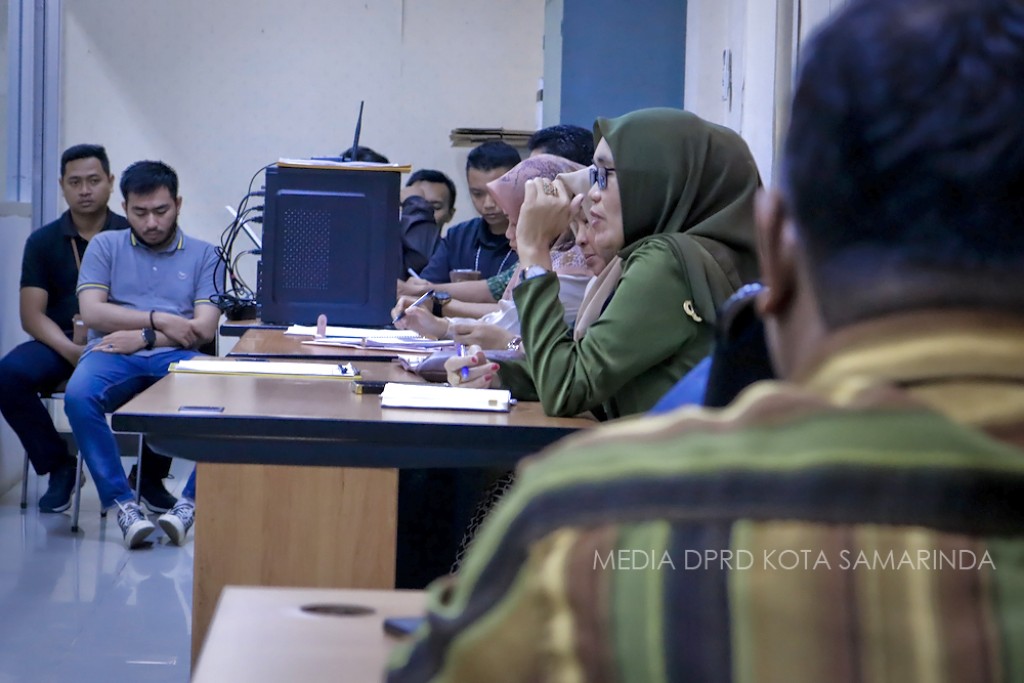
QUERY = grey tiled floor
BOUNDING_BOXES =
[0,459,193,683]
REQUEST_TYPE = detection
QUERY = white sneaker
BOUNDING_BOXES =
[116,500,156,549]
[158,497,195,546]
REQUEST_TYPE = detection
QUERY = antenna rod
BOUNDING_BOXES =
[350,100,364,160]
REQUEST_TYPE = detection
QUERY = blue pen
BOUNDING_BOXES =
[457,344,470,381]
[407,267,421,280]
[393,289,434,324]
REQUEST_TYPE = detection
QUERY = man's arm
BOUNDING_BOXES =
[397,278,498,303]
[78,288,153,333]
[20,287,83,365]
[189,303,220,347]
[79,289,197,348]
[445,300,500,318]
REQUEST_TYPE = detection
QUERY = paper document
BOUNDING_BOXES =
[286,324,419,340]
[362,337,453,349]
[380,383,514,412]
[396,354,427,371]
[301,339,444,354]
[171,359,358,379]
[277,158,412,172]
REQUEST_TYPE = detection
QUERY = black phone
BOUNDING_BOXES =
[352,380,388,395]
[383,616,424,637]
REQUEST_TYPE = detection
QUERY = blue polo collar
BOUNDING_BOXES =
[129,227,185,252]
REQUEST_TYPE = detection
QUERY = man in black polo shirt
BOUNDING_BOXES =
[0,144,175,513]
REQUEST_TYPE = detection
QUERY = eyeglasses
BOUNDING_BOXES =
[589,165,616,190]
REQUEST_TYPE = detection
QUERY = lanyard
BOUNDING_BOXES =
[71,238,82,272]
[474,246,513,274]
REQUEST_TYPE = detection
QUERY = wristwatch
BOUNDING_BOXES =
[142,327,156,350]
[432,291,452,317]
[521,265,551,282]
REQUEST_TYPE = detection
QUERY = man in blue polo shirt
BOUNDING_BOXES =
[417,141,521,284]
[0,144,175,514]
[65,160,221,549]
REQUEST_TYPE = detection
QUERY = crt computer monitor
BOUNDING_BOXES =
[259,163,401,326]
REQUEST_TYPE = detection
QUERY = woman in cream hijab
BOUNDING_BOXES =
[449,108,760,419]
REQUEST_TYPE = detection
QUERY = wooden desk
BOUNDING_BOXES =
[229,327,401,361]
[192,587,425,682]
[113,331,594,659]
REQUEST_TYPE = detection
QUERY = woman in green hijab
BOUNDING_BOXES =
[448,108,761,419]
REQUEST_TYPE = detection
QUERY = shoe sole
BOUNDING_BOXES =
[140,494,175,514]
[125,521,156,549]
[39,500,73,514]
[157,516,187,546]
[38,474,87,514]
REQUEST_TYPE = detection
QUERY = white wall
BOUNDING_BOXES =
[62,0,545,246]
[684,0,777,186]
[0,208,31,494]
[684,0,847,188]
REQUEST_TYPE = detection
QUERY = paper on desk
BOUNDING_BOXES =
[363,337,453,349]
[277,158,412,172]
[285,324,420,340]
[396,354,427,371]
[301,337,453,354]
[380,383,513,412]
[170,359,358,379]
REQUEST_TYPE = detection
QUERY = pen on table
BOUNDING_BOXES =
[457,344,470,381]
[407,267,421,280]
[393,289,434,324]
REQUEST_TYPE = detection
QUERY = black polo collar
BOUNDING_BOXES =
[59,209,119,238]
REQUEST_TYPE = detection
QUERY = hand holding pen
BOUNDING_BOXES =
[393,289,434,324]
[445,344,500,388]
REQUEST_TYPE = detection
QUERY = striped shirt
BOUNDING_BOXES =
[388,312,1024,682]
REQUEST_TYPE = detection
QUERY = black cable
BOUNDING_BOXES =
[213,163,274,316]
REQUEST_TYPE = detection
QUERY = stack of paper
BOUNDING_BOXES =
[288,324,453,354]
[380,383,513,412]
[448,128,534,148]
[285,325,419,340]
[171,359,358,379]
[276,158,412,173]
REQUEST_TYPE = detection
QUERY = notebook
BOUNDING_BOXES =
[380,383,514,412]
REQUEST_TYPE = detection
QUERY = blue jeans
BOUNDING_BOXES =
[0,340,76,475]
[65,348,199,509]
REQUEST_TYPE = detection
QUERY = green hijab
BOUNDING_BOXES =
[594,108,760,323]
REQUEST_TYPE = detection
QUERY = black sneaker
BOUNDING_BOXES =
[138,479,178,514]
[38,462,82,513]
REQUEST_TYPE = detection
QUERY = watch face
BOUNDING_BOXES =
[434,292,452,304]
